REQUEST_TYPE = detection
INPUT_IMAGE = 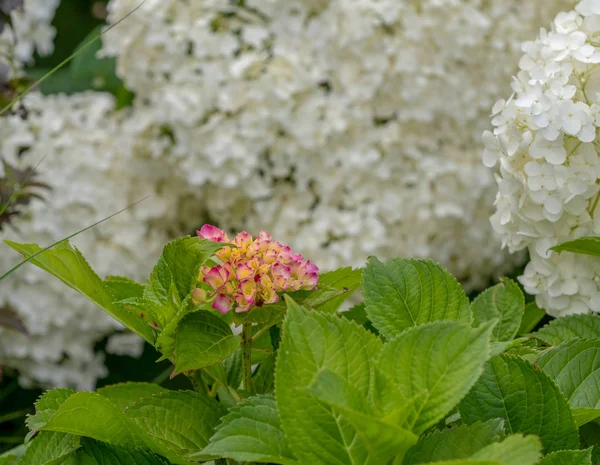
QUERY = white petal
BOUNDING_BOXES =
[528,176,544,191]
[563,116,582,135]
[544,195,563,215]
[482,150,498,168]
[579,124,596,142]
[545,146,567,164]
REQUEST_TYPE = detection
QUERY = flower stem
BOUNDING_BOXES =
[242,322,254,394]
[589,190,600,217]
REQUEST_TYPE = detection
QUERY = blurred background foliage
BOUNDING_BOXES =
[28,0,132,105]
[0,0,159,452]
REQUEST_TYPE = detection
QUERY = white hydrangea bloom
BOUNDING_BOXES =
[0,0,579,388]
[0,92,196,389]
[0,0,60,70]
[102,0,574,289]
[486,0,600,317]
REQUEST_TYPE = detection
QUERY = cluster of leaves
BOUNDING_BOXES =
[3,235,600,464]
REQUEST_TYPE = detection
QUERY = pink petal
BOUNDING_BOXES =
[213,294,233,314]
[236,264,251,281]
[239,279,257,301]
[234,292,253,312]
[197,224,229,243]
[233,231,253,249]
[300,273,319,290]
[203,265,230,290]
[272,263,291,279]
[256,231,272,243]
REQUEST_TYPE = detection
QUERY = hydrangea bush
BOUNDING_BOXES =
[484,0,600,317]
[0,0,578,389]
[100,0,575,285]
[3,227,600,464]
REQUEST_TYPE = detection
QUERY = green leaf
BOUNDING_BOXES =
[26,67,96,95]
[125,390,225,459]
[253,353,276,394]
[20,432,79,465]
[363,257,470,339]
[571,408,600,426]
[154,301,202,361]
[307,369,371,414]
[534,314,600,346]
[4,241,155,344]
[306,369,418,464]
[154,237,222,302]
[551,237,600,257]
[232,302,287,328]
[378,321,493,433]
[66,25,135,105]
[116,297,163,330]
[0,444,25,464]
[471,278,524,342]
[460,354,579,453]
[504,338,545,362]
[419,461,501,465]
[537,338,600,426]
[235,306,268,327]
[97,383,168,410]
[26,389,75,438]
[403,419,505,464]
[71,27,119,79]
[251,325,275,363]
[104,276,144,302]
[580,423,600,461]
[172,310,241,375]
[143,237,222,329]
[0,458,18,465]
[341,303,368,325]
[75,438,169,465]
[490,338,526,357]
[195,395,296,464]
[276,300,384,465]
[469,435,541,465]
[40,392,146,448]
[202,363,228,387]
[143,263,180,328]
[518,302,546,336]
[301,267,363,314]
[538,449,593,465]
[408,435,542,465]
[37,390,222,464]
[223,348,243,389]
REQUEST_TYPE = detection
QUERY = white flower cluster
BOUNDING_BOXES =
[0,0,59,72]
[486,0,600,317]
[0,0,577,388]
[102,0,574,289]
[0,92,196,389]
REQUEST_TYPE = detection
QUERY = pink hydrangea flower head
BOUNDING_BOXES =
[194,225,319,314]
